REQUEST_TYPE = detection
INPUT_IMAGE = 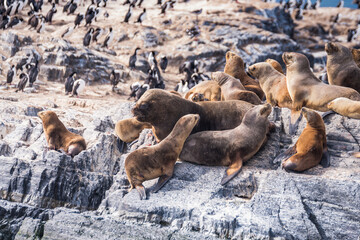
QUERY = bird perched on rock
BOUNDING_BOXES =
[102,27,113,48]
[124,5,132,23]
[26,63,39,87]
[83,27,94,46]
[110,69,124,91]
[129,47,140,70]
[65,72,76,94]
[6,65,15,84]
[337,0,344,8]
[159,56,168,73]
[36,16,46,33]
[0,15,10,29]
[161,0,172,15]
[348,29,357,42]
[71,79,85,97]
[191,8,202,22]
[92,27,104,42]
[74,13,84,27]
[136,8,146,24]
[7,16,23,28]
[186,25,200,39]
[16,73,28,92]
[67,0,78,15]
[62,25,74,38]
[45,3,57,23]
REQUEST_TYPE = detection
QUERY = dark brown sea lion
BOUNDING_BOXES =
[132,89,254,141]
[325,42,360,92]
[179,103,272,185]
[38,111,86,157]
[224,51,265,100]
[275,108,330,172]
[212,72,262,105]
[125,114,200,200]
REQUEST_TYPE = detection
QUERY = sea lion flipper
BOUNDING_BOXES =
[321,110,336,119]
[135,185,146,200]
[152,174,172,193]
[116,138,127,153]
[320,148,330,168]
[273,146,297,164]
[289,110,302,135]
[220,160,243,186]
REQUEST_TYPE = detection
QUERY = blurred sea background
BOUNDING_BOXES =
[276,0,358,8]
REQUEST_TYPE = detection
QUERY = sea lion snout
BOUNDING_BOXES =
[325,42,338,54]
[282,52,292,65]
[260,103,272,116]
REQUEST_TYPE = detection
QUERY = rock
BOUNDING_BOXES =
[142,30,159,48]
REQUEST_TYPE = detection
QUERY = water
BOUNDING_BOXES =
[276,0,359,9]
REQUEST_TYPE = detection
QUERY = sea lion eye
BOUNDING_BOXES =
[139,103,149,110]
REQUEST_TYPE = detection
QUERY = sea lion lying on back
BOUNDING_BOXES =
[325,42,360,93]
[179,103,272,185]
[125,114,200,200]
[132,89,254,141]
[211,72,262,105]
[184,81,222,102]
[224,51,265,100]
[275,108,330,172]
[38,111,86,157]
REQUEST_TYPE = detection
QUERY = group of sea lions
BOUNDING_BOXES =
[36,42,360,201]
[117,43,360,200]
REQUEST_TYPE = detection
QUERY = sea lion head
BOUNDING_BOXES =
[325,42,352,60]
[282,52,310,72]
[38,110,58,122]
[265,58,284,74]
[325,42,340,55]
[191,92,205,102]
[225,51,245,70]
[301,107,324,129]
[248,62,275,81]
[178,113,200,129]
[242,103,272,126]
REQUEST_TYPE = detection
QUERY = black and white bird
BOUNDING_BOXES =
[148,51,157,69]
[110,69,124,91]
[128,82,141,100]
[129,47,140,70]
[7,16,23,28]
[160,0,172,15]
[83,27,94,46]
[191,8,202,22]
[174,79,189,93]
[28,13,40,29]
[0,15,10,29]
[333,13,340,23]
[6,65,15,84]
[36,16,46,33]
[63,0,73,12]
[74,13,84,27]
[136,8,146,24]
[30,0,43,12]
[71,79,85,97]
[102,27,113,48]
[186,25,200,39]
[61,25,74,38]
[45,3,57,23]
[92,27,104,42]
[337,0,344,8]
[26,63,39,87]
[137,0,143,7]
[65,72,76,94]
[85,6,96,26]
[348,29,357,42]
[16,73,28,92]
[124,5,132,23]
[128,82,149,101]
[67,0,77,15]
[311,0,320,9]
[159,56,168,73]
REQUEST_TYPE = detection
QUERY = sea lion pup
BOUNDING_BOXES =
[283,52,360,114]
[184,81,221,101]
[132,89,253,141]
[325,42,360,92]
[38,111,86,157]
[190,93,209,102]
[327,97,360,119]
[265,58,284,74]
[224,51,265,100]
[211,72,261,105]
[179,103,272,185]
[276,108,330,172]
[351,48,360,68]
[125,114,200,200]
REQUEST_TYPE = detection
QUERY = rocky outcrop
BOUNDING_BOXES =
[0,98,359,239]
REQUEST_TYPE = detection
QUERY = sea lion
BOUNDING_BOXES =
[184,81,221,101]
[190,92,209,102]
[325,42,360,92]
[38,111,86,157]
[115,117,152,141]
[132,89,254,141]
[125,114,200,200]
[283,52,360,113]
[179,103,272,185]
[211,72,262,105]
[327,97,360,119]
[265,58,284,74]
[351,48,360,68]
[275,108,330,172]
[224,51,265,100]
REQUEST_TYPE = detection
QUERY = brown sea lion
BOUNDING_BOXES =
[125,114,200,200]
[179,103,272,185]
[211,72,262,105]
[115,118,152,142]
[38,111,86,157]
[190,93,209,102]
[325,42,360,92]
[327,97,360,119]
[224,51,265,100]
[276,108,330,172]
[132,89,254,141]
[184,81,222,101]
[265,58,284,74]
[351,48,360,68]
[283,52,360,112]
